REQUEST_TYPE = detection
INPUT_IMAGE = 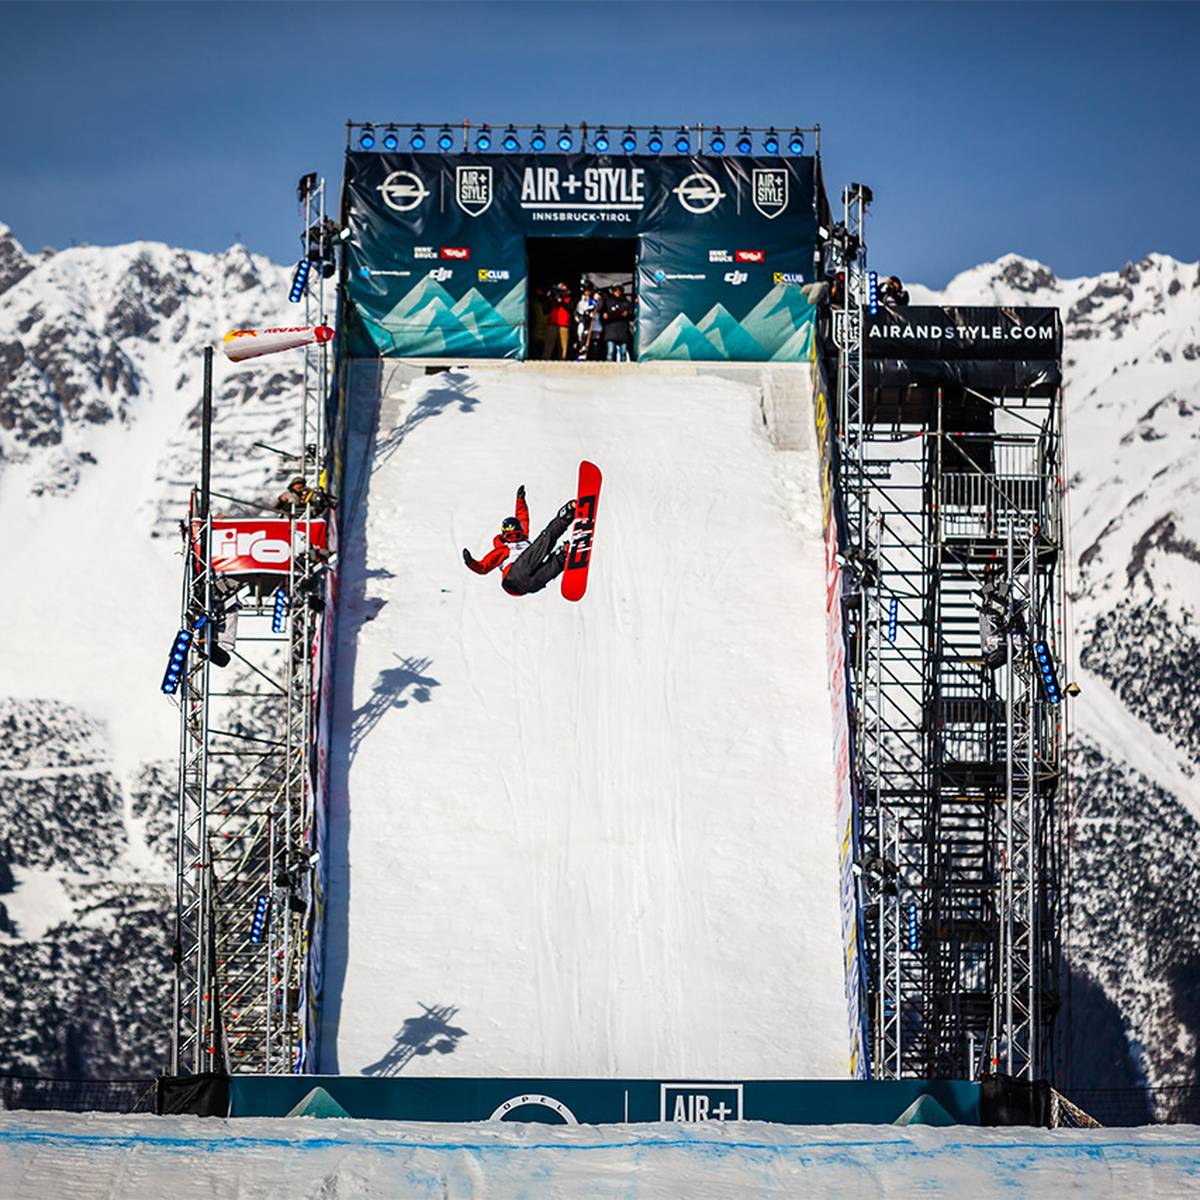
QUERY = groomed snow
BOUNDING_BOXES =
[321,363,847,1079]
[4,1112,1200,1199]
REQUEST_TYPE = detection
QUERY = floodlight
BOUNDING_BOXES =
[502,125,520,152]
[788,128,805,155]
[594,126,610,153]
[437,125,454,151]
[763,127,779,154]
[409,125,426,150]
[674,127,690,154]
[709,127,726,154]
[647,126,663,154]
[736,127,753,154]
[475,124,492,152]
[382,125,399,151]
[557,125,573,151]
[621,127,637,153]
[530,125,547,151]
[358,125,376,150]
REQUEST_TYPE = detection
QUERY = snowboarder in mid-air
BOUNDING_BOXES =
[462,485,576,596]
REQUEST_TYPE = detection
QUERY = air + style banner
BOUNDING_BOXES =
[342,151,821,362]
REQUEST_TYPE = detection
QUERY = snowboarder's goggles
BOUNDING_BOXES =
[501,518,521,533]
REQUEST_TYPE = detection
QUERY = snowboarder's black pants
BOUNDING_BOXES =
[502,511,574,595]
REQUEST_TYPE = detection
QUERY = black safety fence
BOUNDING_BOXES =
[1061,1085,1200,1128]
[0,1074,157,1114]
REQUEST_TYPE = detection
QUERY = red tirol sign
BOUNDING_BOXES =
[192,518,328,575]
[735,250,765,263]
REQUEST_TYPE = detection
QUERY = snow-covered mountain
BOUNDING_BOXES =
[0,219,1197,1096]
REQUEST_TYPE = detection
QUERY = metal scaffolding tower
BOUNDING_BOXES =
[830,190,1066,1081]
[169,177,334,1075]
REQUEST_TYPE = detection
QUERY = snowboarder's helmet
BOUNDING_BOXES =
[501,516,521,534]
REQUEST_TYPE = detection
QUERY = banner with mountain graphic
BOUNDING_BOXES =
[341,150,822,361]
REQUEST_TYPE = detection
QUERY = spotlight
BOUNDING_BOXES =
[647,126,663,154]
[289,258,311,304]
[621,126,637,153]
[1033,640,1062,705]
[382,125,399,151]
[272,587,289,634]
[475,124,492,152]
[409,125,426,150]
[594,126,610,153]
[709,127,726,154]
[557,125,573,151]
[763,127,780,155]
[674,127,690,154]
[437,125,454,151]
[735,127,753,155]
[358,124,376,150]
[249,894,270,945]
[788,128,805,155]
[530,125,547,152]
[160,627,193,695]
[868,270,879,316]
[502,125,520,152]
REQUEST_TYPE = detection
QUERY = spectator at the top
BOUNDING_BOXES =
[542,282,573,360]
[879,275,910,308]
[601,286,633,362]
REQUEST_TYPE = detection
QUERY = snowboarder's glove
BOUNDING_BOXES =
[462,548,474,567]
[516,484,525,500]
[558,500,576,521]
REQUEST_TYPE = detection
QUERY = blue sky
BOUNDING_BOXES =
[2,1,1197,286]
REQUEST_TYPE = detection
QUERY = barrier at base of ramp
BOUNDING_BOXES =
[226,1076,981,1125]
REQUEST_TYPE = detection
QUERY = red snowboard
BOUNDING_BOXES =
[561,460,602,602]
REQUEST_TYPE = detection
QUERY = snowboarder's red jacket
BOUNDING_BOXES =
[464,492,530,579]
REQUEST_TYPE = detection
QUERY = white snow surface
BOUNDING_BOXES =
[322,363,848,1079]
[4,1112,1200,1199]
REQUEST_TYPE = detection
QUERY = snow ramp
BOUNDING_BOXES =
[321,361,846,1078]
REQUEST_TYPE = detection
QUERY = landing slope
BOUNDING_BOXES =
[323,364,845,1078]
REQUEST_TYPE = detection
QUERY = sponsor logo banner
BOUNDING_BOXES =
[660,1083,744,1122]
[708,249,732,263]
[377,169,430,212]
[723,270,748,286]
[455,165,493,217]
[440,246,470,260]
[477,268,511,282]
[864,306,1062,359]
[414,246,437,259]
[736,249,765,263]
[196,518,328,576]
[428,267,453,282]
[753,168,788,219]
[773,271,806,285]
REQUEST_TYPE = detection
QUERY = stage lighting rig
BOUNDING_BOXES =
[358,124,376,149]
[530,125,547,151]
[382,125,399,151]
[437,125,454,151]
[674,127,690,153]
[557,125,573,151]
[763,127,780,154]
[709,127,726,154]
[621,127,637,153]
[502,125,520,151]
[410,125,426,150]
[594,126,610,152]
[475,124,492,151]
[647,126,663,154]
[788,128,805,155]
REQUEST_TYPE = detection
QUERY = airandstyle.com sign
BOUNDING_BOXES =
[342,152,822,362]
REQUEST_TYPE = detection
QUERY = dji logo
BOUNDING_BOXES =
[429,267,453,282]
[724,270,748,286]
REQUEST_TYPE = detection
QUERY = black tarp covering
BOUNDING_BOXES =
[864,306,1062,396]
[156,1072,230,1117]
[979,1073,1052,1127]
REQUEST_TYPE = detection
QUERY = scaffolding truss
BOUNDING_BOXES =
[830,194,1065,1081]
[170,178,334,1075]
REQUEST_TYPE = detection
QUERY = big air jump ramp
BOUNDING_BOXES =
[318,359,847,1081]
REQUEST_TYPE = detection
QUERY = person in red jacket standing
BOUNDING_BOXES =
[541,282,573,360]
[462,485,576,596]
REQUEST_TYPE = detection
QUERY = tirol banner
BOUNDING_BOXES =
[864,306,1062,392]
[341,151,822,362]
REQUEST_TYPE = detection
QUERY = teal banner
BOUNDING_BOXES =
[342,152,821,361]
[230,1075,981,1125]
